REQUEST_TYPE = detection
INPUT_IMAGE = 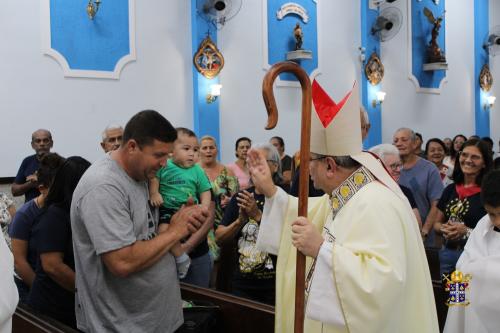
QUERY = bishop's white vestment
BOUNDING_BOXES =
[444,214,500,333]
[257,167,439,333]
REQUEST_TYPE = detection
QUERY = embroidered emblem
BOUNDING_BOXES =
[444,270,471,307]
[331,197,340,210]
[353,172,366,185]
[340,185,351,198]
[306,166,375,305]
[446,197,470,223]
[329,166,375,220]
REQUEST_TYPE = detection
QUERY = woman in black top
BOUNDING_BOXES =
[215,144,282,305]
[433,139,492,277]
[28,156,90,328]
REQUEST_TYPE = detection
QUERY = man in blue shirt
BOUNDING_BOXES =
[393,128,443,247]
[11,129,53,202]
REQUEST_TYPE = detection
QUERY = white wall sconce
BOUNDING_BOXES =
[206,84,222,104]
[372,91,386,107]
[87,0,101,20]
[485,95,496,110]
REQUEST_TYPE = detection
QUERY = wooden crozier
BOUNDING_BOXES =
[262,62,311,333]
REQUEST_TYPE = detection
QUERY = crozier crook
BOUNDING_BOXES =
[262,61,311,333]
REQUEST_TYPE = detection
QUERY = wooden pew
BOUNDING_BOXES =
[180,283,275,333]
[13,286,274,333]
[426,247,448,332]
[12,304,78,333]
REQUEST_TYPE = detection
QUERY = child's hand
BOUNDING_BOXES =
[149,192,164,207]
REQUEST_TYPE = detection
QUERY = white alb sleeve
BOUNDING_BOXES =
[256,187,288,255]
[306,241,346,328]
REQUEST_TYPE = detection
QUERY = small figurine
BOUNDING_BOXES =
[294,23,303,50]
[423,7,446,63]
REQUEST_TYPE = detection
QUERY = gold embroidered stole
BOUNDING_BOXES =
[305,166,375,299]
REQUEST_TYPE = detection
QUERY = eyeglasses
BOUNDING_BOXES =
[310,156,326,162]
[388,162,402,171]
[459,151,482,162]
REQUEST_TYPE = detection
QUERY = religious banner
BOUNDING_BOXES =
[263,0,319,86]
[41,0,136,79]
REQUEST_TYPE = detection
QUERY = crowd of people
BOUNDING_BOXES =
[0,105,499,332]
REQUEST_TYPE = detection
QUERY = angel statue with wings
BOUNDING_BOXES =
[424,7,447,63]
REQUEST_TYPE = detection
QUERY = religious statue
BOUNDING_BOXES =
[423,7,446,63]
[294,23,303,50]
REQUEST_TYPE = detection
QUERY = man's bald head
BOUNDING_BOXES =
[31,129,53,156]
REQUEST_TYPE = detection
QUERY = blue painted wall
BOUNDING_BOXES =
[191,0,221,150]
[474,0,490,137]
[267,0,318,82]
[361,0,381,148]
[50,0,130,71]
[411,0,446,89]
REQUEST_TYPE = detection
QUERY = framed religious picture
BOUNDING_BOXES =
[193,35,224,79]
[365,52,384,85]
[479,64,493,92]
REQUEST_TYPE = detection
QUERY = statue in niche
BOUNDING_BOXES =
[294,23,303,50]
[423,7,446,63]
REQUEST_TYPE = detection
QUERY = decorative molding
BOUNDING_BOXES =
[41,0,136,79]
[407,0,448,94]
[262,0,320,87]
[276,3,309,23]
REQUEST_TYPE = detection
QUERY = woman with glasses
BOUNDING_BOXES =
[370,144,423,229]
[426,138,453,186]
[215,143,282,305]
[434,139,493,277]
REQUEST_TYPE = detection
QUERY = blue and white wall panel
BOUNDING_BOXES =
[490,0,500,142]
[41,0,136,79]
[262,0,320,86]
[407,0,447,93]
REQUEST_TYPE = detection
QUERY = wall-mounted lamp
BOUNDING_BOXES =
[87,0,101,20]
[372,91,386,107]
[485,95,496,110]
[206,84,222,104]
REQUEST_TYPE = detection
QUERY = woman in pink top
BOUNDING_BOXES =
[227,137,251,190]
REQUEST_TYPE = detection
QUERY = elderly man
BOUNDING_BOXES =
[71,110,209,332]
[11,129,53,202]
[393,128,443,245]
[249,81,438,333]
[100,125,123,153]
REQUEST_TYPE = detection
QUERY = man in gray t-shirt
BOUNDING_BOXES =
[71,111,208,332]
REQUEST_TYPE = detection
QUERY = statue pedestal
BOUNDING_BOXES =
[286,49,313,61]
[423,62,448,71]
